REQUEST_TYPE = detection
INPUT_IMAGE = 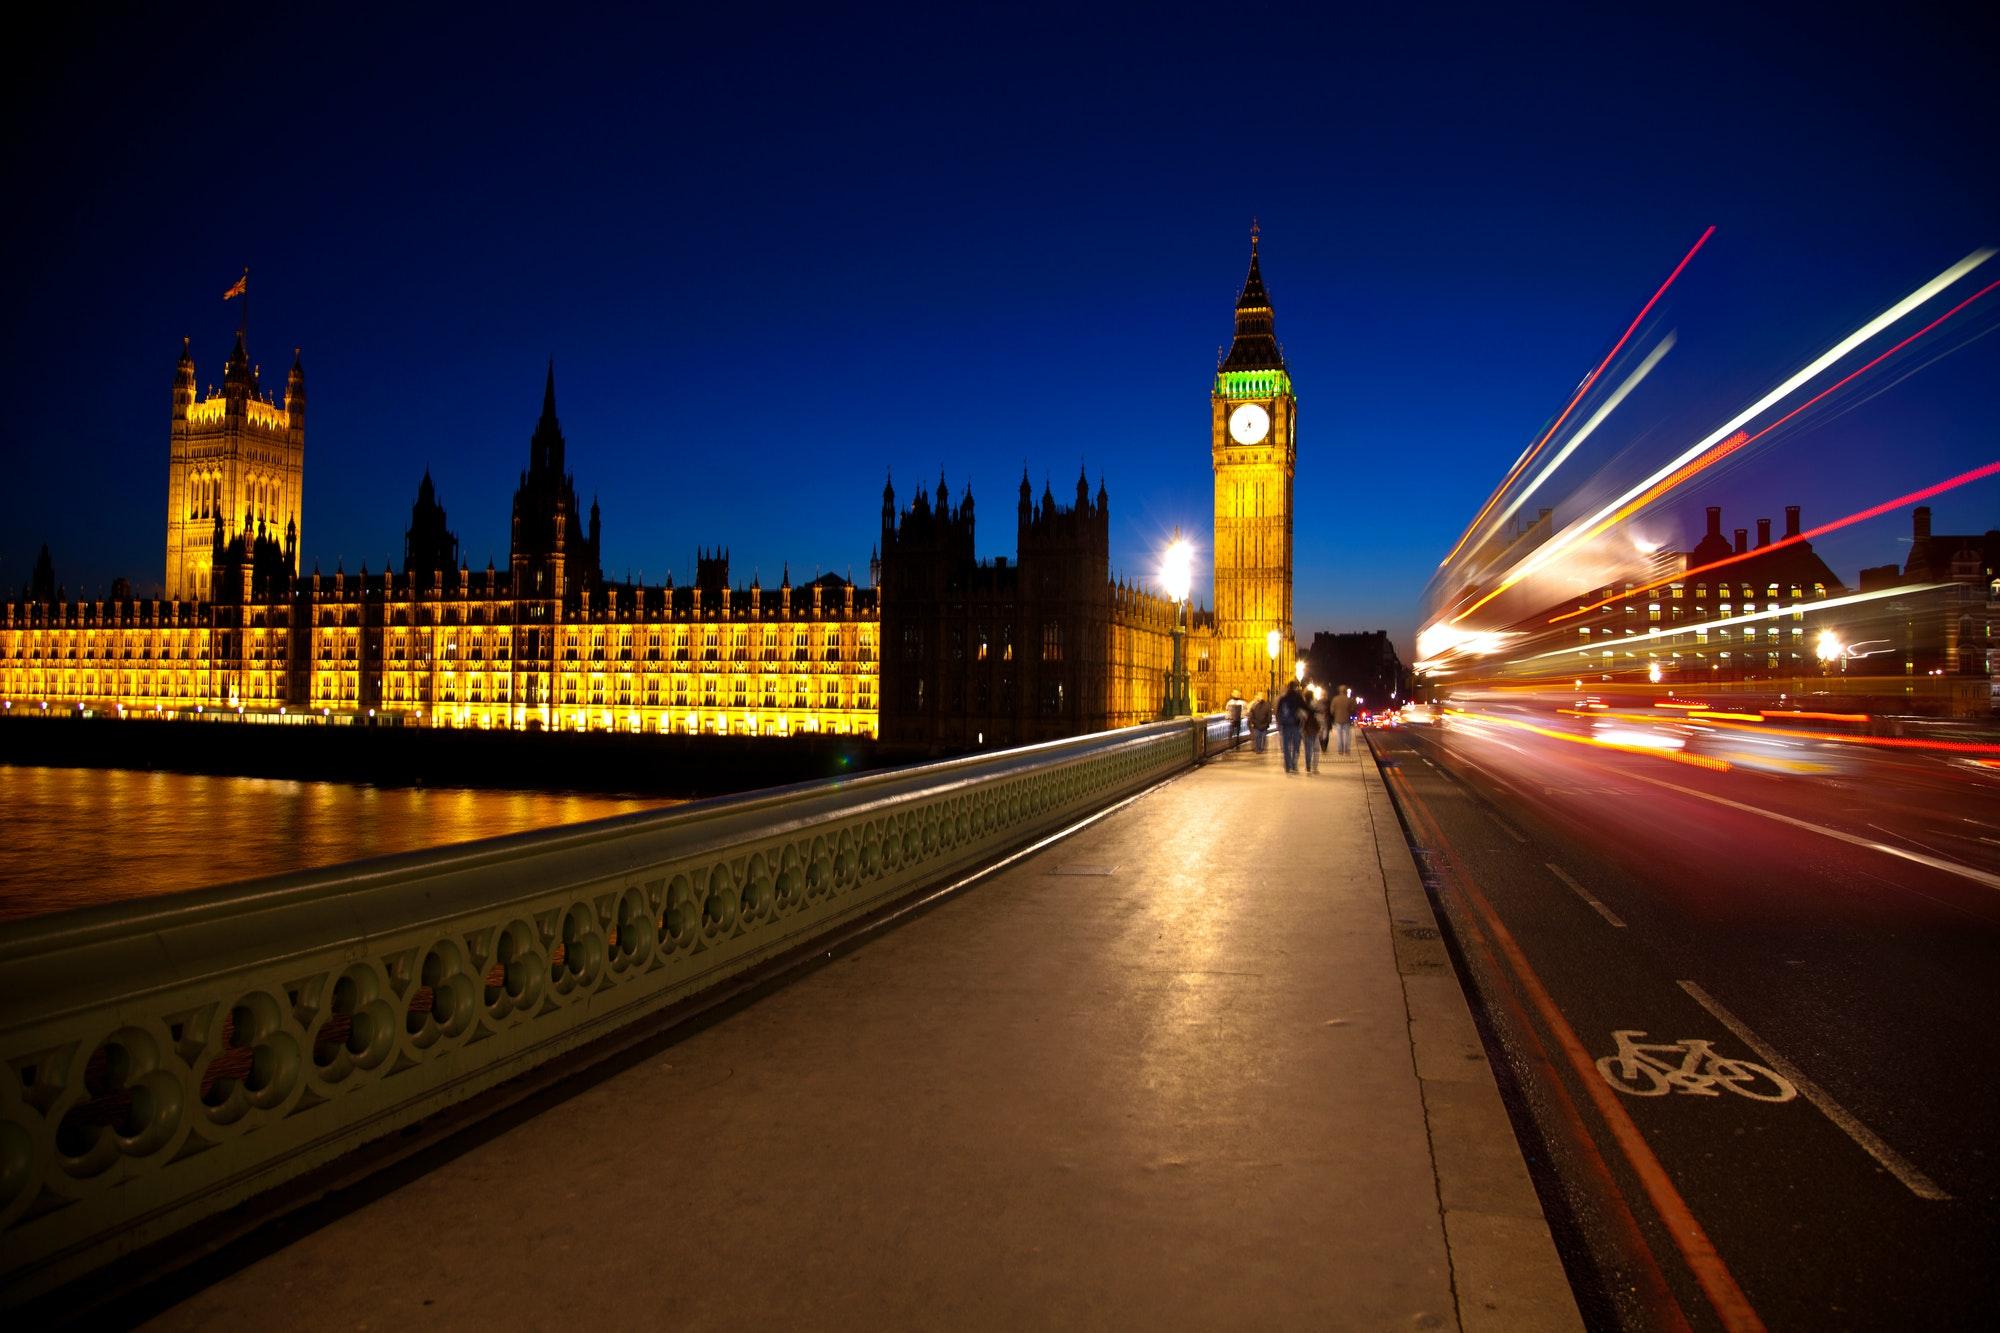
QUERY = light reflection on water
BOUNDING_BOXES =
[0,766,672,922]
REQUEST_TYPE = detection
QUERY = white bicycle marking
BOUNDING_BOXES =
[1677,981,1949,1200]
[1595,1029,1797,1102]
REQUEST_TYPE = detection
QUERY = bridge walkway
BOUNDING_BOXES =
[143,739,1577,1331]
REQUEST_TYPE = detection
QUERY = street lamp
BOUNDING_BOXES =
[1815,628,1844,663]
[1266,628,1281,700]
[1159,532,1193,717]
[1294,659,1306,685]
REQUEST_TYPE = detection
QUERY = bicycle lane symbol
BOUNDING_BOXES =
[1596,1029,1798,1102]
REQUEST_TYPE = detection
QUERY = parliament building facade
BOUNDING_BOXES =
[2,239,1300,746]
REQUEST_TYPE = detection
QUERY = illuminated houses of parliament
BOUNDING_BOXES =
[2,238,1297,737]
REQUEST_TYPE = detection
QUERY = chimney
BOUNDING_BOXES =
[1784,505,1801,539]
[1756,518,1771,548]
[1733,528,1747,554]
[1913,505,1931,541]
[1705,506,1722,538]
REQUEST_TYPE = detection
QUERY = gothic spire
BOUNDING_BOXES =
[529,359,565,477]
[1221,223,1285,373]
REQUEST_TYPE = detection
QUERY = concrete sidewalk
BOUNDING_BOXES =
[146,738,1579,1331]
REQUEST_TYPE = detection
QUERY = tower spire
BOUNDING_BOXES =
[1221,225,1283,372]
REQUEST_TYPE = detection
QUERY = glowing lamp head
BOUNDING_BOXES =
[1294,660,1306,682]
[1266,629,1282,662]
[1815,629,1844,662]
[1648,661,1663,684]
[1160,535,1193,604]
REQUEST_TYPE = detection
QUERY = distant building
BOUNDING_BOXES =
[1867,505,1998,703]
[877,470,1192,748]
[3,353,878,736]
[4,235,1304,742]
[878,231,1301,744]
[1305,631,1408,709]
[1562,504,1846,684]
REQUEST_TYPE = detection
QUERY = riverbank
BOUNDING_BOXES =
[0,715,936,797]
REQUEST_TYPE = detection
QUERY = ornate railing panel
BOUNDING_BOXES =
[0,719,1220,1302]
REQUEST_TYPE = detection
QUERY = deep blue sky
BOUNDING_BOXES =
[6,3,1996,656]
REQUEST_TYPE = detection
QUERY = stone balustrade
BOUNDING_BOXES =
[0,716,1228,1303]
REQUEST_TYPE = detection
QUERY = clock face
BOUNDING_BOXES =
[1228,402,1271,445]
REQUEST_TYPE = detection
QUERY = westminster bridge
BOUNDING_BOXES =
[0,718,1573,1329]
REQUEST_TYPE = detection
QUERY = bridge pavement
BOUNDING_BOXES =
[142,737,1578,1331]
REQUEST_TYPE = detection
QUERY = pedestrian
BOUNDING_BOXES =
[1306,686,1328,773]
[1248,692,1271,752]
[1276,680,1306,773]
[1332,685,1355,756]
[1227,689,1245,744]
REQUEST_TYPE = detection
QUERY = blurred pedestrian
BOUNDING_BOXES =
[1306,686,1328,773]
[1276,680,1307,773]
[1248,692,1271,753]
[1227,689,1245,743]
[1332,685,1355,756]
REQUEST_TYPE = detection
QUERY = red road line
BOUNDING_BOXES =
[1381,755,1693,1332]
[1385,757,1765,1331]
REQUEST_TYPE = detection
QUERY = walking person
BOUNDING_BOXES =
[1276,680,1306,773]
[1227,689,1245,745]
[1306,686,1328,773]
[1332,685,1355,756]
[1248,692,1271,753]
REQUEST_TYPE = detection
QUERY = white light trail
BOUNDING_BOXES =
[1455,248,1995,620]
[1518,583,1947,663]
[1488,333,1677,537]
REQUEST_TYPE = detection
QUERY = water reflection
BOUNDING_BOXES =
[0,766,671,921]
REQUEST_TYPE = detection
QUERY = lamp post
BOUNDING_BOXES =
[1159,532,1193,717]
[1266,628,1281,701]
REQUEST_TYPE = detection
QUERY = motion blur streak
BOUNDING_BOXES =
[1446,708,1733,771]
[1549,459,2000,623]
[1553,704,2000,756]
[1449,247,1995,624]
[1437,226,1716,569]
[1491,334,1677,536]
[1587,273,2000,538]
[1518,583,1945,662]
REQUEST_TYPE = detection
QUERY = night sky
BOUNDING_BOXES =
[6,5,1996,656]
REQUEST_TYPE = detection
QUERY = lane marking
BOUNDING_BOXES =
[1866,821,1954,860]
[1494,817,1529,844]
[1603,767,2000,893]
[1548,862,1628,927]
[1385,766,1746,1330]
[1677,981,1949,1202]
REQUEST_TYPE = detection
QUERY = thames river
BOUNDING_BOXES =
[0,765,670,921]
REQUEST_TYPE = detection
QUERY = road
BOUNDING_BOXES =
[1369,701,2000,1331]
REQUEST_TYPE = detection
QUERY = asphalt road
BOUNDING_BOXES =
[1370,703,2000,1331]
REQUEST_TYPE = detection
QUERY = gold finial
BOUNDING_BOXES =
[1250,217,1260,252]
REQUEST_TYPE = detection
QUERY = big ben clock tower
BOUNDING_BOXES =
[1211,225,1297,699]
